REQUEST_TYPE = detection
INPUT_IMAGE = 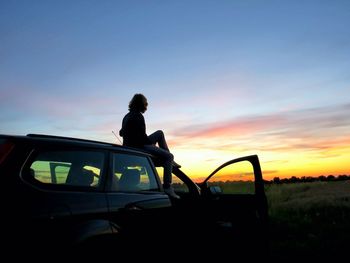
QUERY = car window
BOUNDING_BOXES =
[156,167,189,193]
[111,153,159,192]
[171,176,189,193]
[27,150,104,188]
[207,160,255,194]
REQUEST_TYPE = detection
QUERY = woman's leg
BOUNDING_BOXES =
[143,144,173,187]
[148,130,169,151]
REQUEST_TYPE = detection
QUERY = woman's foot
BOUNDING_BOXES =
[164,186,180,199]
[172,161,181,168]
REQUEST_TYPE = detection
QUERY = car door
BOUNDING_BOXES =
[21,146,110,250]
[197,155,268,254]
[105,151,174,245]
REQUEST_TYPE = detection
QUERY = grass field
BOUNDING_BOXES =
[265,181,350,259]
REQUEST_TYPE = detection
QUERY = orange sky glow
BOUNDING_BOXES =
[165,104,350,181]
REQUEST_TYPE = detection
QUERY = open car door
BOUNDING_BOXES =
[197,155,269,255]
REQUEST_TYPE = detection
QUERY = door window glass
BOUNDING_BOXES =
[156,167,189,193]
[207,161,255,194]
[112,153,159,192]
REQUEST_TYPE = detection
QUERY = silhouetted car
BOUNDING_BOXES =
[0,134,268,258]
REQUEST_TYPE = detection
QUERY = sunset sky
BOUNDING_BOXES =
[1,1,349,180]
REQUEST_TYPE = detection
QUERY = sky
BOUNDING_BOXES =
[1,0,349,180]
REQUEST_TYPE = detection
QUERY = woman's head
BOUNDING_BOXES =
[129,93,148,113]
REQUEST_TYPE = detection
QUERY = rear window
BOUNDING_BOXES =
[0,139,15,165]
[24,150,105,189]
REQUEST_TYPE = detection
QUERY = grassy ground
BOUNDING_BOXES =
[265,181,350,259]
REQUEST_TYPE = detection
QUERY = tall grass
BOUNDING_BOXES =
[265,181,350,258]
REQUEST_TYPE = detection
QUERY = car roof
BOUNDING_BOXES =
[0,133,152,156]
[0,133,198,192]
[0,133,189,172]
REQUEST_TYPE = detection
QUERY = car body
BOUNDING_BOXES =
[0,134,268,257]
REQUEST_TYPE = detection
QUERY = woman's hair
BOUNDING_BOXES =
[129,93,148,113]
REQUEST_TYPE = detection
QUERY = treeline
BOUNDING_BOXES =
[265,174,350,184]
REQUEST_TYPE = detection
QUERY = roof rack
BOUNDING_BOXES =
[26,133,117,147]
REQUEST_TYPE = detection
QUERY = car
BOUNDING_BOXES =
[0,133,269,258]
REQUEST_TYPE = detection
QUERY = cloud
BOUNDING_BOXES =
[173,114,287,138]
[169,103,350,156]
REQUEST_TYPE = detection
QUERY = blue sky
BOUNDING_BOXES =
[1,1,349,178]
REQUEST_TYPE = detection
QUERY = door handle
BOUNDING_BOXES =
[124,204,142,211]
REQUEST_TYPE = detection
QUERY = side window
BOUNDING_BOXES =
[156,167,189,193]
[111,153,159,192]
[28,150,104,188]
[207,161,255,194]
[171,176,189,193]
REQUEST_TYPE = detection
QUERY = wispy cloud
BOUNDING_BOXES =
[173,114,287,138]
[169,103,350,156]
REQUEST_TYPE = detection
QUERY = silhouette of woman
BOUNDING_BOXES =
[119,93,180,199]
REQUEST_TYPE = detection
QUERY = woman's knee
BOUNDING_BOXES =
[156,130,165,137]
[167,152,174,161]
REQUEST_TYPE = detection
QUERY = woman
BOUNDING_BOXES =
[119,93,180,199]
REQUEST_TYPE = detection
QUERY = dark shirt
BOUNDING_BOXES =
[119,110,152,148]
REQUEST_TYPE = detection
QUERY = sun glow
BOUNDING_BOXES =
[171,142,350,181]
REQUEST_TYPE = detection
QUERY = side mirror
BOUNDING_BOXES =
[209,185,222,195]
